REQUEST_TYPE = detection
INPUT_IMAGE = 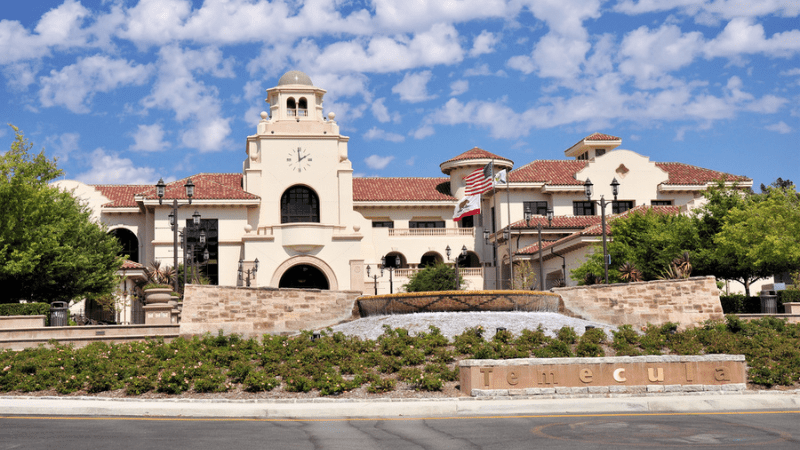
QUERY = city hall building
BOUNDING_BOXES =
[56,71,751,322]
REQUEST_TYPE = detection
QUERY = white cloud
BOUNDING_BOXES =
[129,124,169,152]
[523,0,602,38]
[765,121,792,134]
[363,127,405,143]
[450,79,469,96]
[0,0,91,64]
[372,98,391,122]
[372,0,513,32]
[507,55,536,74]
[2,62,39,90]
[141,45,232,152]
[75,148,158,185]
[311,24,464,73]
[44,132,81,163]
[615,0,800,22]
[704,18,800,58]
[364,154,395,169]
[38,55,152,113]
[531,33,592,79]
[780,68,800,76]
[392,71,434,103]
[470,30,499,57]
[464,63,504,77]
[619,25,704,83]
[413,125,435,139]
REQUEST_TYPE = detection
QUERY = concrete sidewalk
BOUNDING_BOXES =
[2,390,799,419]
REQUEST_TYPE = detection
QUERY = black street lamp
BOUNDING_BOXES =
[446,245,468,290]
[381,255,401,294]
[584,177,620,285]
[238,258,259,287]
[366,264,383,295]
[156,177,195,293]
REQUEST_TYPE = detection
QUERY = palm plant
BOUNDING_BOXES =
[618,262,642,282]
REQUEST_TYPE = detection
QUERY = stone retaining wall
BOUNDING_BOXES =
[180,285,361,337]
[357,291,560,316]
[460,355,746,397]
[553,276,724,329]
[0,324,179,351]
[0,315,46,329]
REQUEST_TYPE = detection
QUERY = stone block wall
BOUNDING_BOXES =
[180,285,361,337]
[553,276,724,329]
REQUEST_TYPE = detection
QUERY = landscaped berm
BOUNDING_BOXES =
[357,291,561,316]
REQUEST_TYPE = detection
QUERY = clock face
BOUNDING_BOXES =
[286,146,312,172]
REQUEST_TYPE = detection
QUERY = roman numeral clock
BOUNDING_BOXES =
[287,146,312,172]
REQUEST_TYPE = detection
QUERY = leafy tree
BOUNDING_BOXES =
[713,184,800,295]
[571,209,697,284]
[403,262,461,292]
[0,125,122,303]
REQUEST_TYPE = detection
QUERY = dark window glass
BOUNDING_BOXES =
[458,215,474,228]
[523,201,549,216]
[612,201,634,214]
[595,149,606,157]
[409,221,445,228]
[372,221,394,228]
[281,186,319,223]
[573,201,595,216]
[651,200,672,206]
[184,218,218,285]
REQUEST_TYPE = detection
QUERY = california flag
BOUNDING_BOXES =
[453,194,481,221]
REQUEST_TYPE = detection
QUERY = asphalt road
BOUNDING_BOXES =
[2,411,799,450]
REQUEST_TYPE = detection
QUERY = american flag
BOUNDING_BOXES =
[464,162,493,195]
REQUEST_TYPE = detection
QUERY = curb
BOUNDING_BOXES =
[2,390,799,419]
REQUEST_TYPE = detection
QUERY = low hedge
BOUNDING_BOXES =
[0,303,51,326]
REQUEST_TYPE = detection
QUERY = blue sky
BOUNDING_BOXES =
[2,0,798,190]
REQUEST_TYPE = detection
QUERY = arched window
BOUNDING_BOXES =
[109,228,139,263]
[286,97,297,116]
[281,186,319,223]
[298,97,308,116]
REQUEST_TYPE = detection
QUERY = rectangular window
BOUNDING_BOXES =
[651,200,672,206]
[184,218,218,285]
[573,201,595,216]
[371,221,394,228]
[458,215,474,228]
[595,149,606,157]
[409,221,445,228]
[612,201,634,214]
[523,201,549,216]
[577,151,589,161]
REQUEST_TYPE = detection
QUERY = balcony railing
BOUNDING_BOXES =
[388,228,475,237]
[286,109,309,117]
[394,267,483,277]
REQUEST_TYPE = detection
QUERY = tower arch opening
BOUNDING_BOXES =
[109,228,139,263]
[279,264,329,290]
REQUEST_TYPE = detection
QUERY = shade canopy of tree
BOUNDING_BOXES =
[570,209,698,284]
[403,262,462,292]
[571,180,800,296]
[0,125,122,304]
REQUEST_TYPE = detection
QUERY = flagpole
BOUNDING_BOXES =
[505,169,513,289]
[491,160,499,290]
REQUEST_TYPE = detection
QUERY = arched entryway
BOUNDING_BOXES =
[279,264,329,290]
[109,228,139,263]
[420,251,443,268]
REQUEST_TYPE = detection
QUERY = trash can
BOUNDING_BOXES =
[760,291,777,314]
[50,301,69,327]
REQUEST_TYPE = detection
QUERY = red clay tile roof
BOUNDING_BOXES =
[508,215,602,229]
[353,178,455,201]
[585,132,621,141]
[510,160,587,184]
[655,162,750,186]
[93,185,150,208]
[120,260,144,270]
[440,147,512,165]
[136,173,259,202]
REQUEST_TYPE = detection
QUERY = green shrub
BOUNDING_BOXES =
[556,326,577,344]
[719,294,760,314]
[193,369,229,393]
[367,377,396,394]
[284,375,314,393]
[575,329,606,357]
[243,370,278,392]
[611,325,640,356]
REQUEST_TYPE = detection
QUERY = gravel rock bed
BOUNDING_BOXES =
[328,311,617,340]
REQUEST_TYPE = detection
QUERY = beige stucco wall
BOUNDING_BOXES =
[180,284,361,337]
[553,276,724,329]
